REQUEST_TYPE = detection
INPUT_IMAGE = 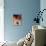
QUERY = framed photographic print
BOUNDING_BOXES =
[13,14,22,26]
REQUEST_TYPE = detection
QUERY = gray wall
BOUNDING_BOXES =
[4,0,40,42]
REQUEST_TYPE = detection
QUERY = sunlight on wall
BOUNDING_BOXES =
[0,8,4,42]
[0,0,4,42]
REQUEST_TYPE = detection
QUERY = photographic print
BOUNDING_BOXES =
[13,14,22,26]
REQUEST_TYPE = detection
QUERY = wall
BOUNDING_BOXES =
[40,0,46,26]
[0,0,4,42]
[4,0,40,42]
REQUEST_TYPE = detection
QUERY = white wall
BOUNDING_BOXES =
[0,0,4,42]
